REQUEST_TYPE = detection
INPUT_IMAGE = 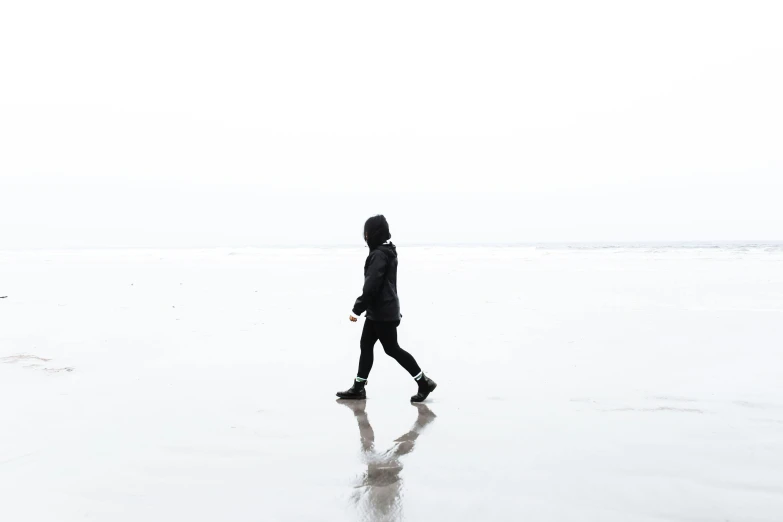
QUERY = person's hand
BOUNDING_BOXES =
[349,314,358,322]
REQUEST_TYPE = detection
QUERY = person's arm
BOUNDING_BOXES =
[352,251,388,317]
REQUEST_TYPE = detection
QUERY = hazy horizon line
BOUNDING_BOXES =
[2,240,782,252]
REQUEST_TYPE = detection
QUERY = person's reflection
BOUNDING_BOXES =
[338,400,437,521]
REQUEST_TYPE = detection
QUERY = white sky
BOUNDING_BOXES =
[1,1,781,247]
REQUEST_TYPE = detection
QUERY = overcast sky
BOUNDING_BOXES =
[1,1,781,247]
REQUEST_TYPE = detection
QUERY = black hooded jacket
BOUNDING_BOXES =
[352,243,401,321]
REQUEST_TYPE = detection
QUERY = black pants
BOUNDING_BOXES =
[357,319,422,380]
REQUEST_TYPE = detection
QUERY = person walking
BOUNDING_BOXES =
[336,215,437,402]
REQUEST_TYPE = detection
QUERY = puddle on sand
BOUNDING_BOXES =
[337,400,437,522]
[603,407,705,414]
[1,354,73,374]
[1,354,51,364]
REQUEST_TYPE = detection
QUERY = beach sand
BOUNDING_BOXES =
[2,244,782,521]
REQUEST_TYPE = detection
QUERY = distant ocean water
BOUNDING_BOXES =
[2,241,782,257]
[403,241,783,250]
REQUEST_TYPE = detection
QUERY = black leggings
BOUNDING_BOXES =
[357,319,422,380]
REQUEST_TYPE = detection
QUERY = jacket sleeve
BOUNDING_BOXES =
[352,251,388,316]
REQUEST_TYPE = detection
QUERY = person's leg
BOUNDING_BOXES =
[337,320,380,399]
[375,321,422,378]
[357,319,379,380]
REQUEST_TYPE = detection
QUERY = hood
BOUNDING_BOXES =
[364,214,392,250]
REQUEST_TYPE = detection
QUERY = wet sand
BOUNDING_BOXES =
[1,245,783,521]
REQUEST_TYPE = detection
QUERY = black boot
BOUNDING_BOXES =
[336,380,367,400]
[411,374,437,403]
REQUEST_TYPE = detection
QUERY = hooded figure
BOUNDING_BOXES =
[339,215,437,403]
[352,215,400,321]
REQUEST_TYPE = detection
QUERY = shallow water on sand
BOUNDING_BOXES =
[1,245,783,521]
